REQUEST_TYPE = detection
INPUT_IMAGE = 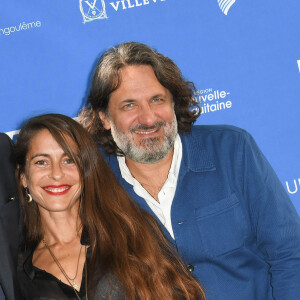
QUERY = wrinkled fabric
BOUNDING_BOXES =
[103,125,300,300]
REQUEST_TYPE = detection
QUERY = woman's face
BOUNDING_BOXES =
[21,129,82,214]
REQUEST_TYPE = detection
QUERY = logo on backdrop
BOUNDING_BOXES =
[193,88,232,115]
[80,0,108,23]
[0,21,41,36]
[297,60,300,73]
[286,178,300,195]
[79,0,166,23]
[218,0,236,15]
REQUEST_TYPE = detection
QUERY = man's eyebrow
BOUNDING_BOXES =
[152,94,165,98]
[120,94,166,102]
[120,99,135,103]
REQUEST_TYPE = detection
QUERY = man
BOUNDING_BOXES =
[0,133,23,300]
[80,42,300,299]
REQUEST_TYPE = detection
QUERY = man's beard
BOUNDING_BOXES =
[110,116,178,164]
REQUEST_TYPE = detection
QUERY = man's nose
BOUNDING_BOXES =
[137,104,157,126]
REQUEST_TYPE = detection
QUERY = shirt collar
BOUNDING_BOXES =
[103,126,216,178]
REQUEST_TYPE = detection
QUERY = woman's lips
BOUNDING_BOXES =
[42,185,71,195]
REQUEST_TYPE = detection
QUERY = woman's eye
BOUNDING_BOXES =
[64,158,75,165]
[35,160,48,166]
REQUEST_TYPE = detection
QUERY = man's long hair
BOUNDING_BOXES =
[79,42,200,156]
[15,114,205,300]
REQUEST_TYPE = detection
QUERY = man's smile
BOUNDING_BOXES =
[131,121,165,136]
[133,127,160,135]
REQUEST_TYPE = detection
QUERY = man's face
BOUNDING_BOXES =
[99,65,178,164]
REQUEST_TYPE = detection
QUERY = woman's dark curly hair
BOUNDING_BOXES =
[79,42,200,156]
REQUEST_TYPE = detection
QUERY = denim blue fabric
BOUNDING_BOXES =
[103,125,300,300]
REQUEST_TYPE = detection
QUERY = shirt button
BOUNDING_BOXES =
[187,264,194,272]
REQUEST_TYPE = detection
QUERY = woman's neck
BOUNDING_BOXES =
[39,203,82,245]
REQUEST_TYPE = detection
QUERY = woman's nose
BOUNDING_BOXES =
[49,163,64,180]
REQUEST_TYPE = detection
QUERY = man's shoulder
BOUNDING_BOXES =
[0,133,18,207]
[190,124,246,135]
[179,125,258,159]
[181,125,248,143]
[0,133,13,148]
[0,133,14,166]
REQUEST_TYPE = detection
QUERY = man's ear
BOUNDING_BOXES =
[98,112,111,130]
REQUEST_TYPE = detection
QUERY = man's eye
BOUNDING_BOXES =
[122,103,134,110]
[152,98,162,103]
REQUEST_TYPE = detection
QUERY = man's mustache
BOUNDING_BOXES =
[130,121,166,132]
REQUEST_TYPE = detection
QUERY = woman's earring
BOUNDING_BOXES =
[25,187,33,203]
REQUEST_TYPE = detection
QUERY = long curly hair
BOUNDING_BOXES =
[79,42,201,156]
[15,113,205,300]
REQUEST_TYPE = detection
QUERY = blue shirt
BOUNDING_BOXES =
[103,125,300,300]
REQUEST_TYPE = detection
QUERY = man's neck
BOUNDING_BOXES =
[125,148,174,201]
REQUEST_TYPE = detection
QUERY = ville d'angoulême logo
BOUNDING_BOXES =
[79,0,107,23]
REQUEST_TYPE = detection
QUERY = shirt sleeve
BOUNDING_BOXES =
[240,130,300,300]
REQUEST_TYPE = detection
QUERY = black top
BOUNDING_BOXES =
[17,238,125,300]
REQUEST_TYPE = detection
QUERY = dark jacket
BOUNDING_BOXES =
[0,133,23,300]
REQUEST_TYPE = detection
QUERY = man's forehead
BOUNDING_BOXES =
[117,64,155,80]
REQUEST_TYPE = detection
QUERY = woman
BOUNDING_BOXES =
[15,114,206,300]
